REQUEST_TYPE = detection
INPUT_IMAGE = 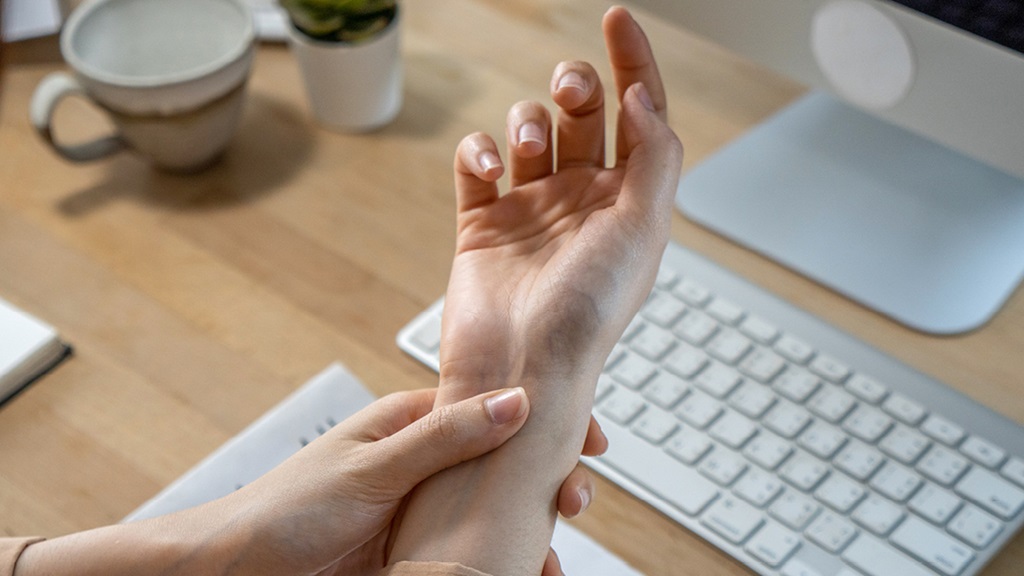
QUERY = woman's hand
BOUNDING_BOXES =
[438,6,683,409]
[209,386,604,576]
[14,386,605,576]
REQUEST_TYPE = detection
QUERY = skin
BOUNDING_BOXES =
[389,6,682,576]
[15,386,603,576]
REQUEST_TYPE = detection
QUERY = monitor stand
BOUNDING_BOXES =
[676,92,1024,335]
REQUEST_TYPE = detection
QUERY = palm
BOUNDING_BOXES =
[441,167,638,382]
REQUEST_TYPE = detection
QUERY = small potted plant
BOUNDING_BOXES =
[282,0,403,132]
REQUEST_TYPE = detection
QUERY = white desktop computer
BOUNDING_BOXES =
[629,0,1024,334]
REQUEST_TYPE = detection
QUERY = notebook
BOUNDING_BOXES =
[0,297,70,404]
[126,363,643,575]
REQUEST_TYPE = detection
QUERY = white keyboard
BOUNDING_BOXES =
[397,240,1024,576]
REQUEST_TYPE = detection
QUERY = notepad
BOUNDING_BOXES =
[0,297,70,404]
[126,363,644,575]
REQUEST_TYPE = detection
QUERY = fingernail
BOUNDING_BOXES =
[578,487,593,514]
[557,71,587,94]
[484,387,527,424]
[635,83,655,112]
[479,150,502,173]
[518,122,545,147]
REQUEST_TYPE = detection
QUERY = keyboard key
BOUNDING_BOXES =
[709,410,758,449]
[770,490,821,530]
[843,533,935,576]
[699,448,748,486]
[780,557,826,576]
[798,420,848,460]
[705,329,753,365]
[706,297,745,325]
[738,347,787,383]
[851,495,904,536]
[841,404,893,443]
[814,473,866,513]
[808,354,851,383]
[734,467,784,508]
[882,393,927,426]
[869,461,923,503]
[653,267,678,290]
[920,414,966,446]
[743,431,793,471]
[675,390,724,429]
[805,511,858,553]
[629,323,676,360]
[834,441,885,481]
[948,505,1002,549]
[780,452,829,492]
[908,483,963,525]
[959,435,1007,469]
[774,334,815,365]
[701,495,763,543]
[773,368,821,403]
[661,343,708,379]
[745,520,800,567]
[631,405,678,444]
[917,446,971,486]
[608,352,658,390]
[878,424,931,465]
[890,516,975,576]
[844,373,888,404]
[672,277,711,306]
[728,380,777,419]
[738,314,779,345]
[954,466,1024,520]
[665,426,713,465]
[640,291,686,327]
[763,400,813,439]
[594,374,615,402]
[694,362,743,398]
[641,371,690,409]
[674,310,718,345]
[807,386,857,423]
[596,413,719,516]
[1002,457,1024,487]
[597,388,646,425]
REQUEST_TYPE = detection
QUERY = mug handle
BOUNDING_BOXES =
[30,72,127,162]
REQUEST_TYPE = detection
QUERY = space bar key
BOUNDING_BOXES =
[596,416,719,516]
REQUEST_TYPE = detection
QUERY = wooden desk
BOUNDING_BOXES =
[1,1,1021,574]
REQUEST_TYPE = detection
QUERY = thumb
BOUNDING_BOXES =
[617,82,683,240]
[373,387,530,490]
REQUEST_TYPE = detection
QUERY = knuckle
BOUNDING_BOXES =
[422,404,463,444]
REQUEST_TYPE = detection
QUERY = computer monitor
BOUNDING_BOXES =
[630,0,1024,335]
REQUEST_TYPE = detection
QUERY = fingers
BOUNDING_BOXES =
[333,388,438,441]
[603,6,668,161]
[581,415,609,457]
[557,462,595,519]
[541,548,564,576]
[454,132,504,213]
[506,100,553,186]
[372,387,530,491]
[550,61,606,169]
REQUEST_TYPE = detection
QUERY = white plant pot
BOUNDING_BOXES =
[287,13,403,132]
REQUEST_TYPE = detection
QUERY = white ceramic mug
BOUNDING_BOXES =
[30,0,255,172]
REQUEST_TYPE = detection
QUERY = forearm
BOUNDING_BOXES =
[14,503,241,576]
[389,367,600,576]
